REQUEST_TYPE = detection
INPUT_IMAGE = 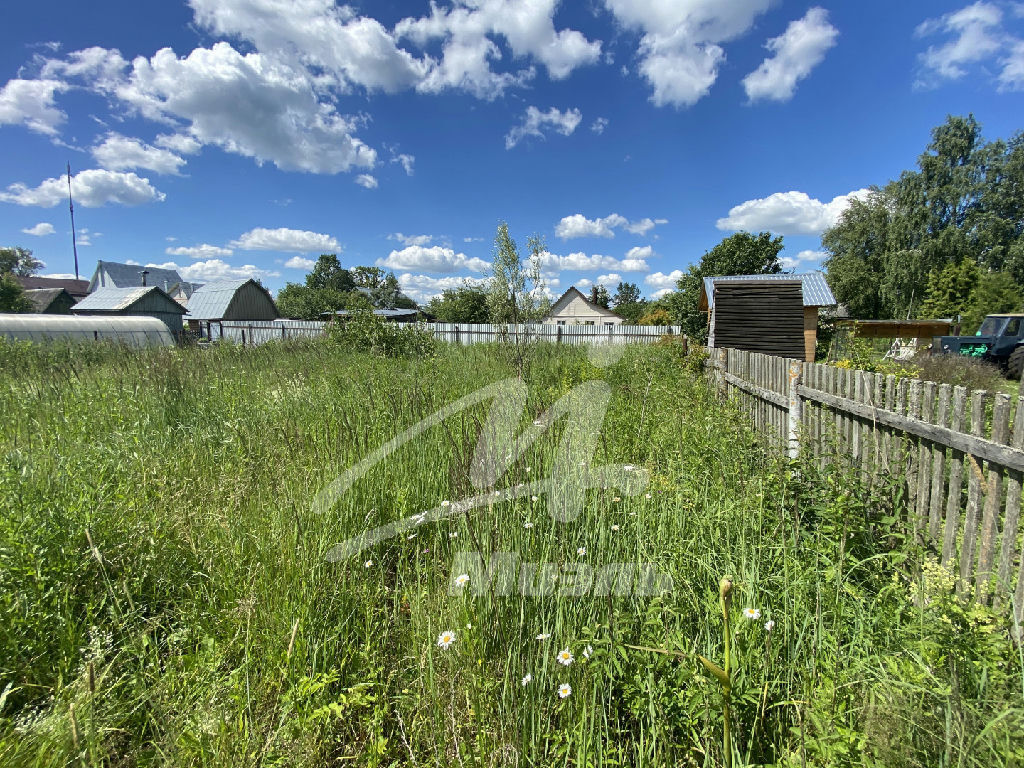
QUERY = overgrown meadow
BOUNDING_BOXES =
[0,336,1021,766]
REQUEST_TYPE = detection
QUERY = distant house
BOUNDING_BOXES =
[72,286,187,334]
[16,275,89,300]
[185,279,279,330]
[700,273,837,362]
[168,281,204,306]
[23,288,77,314]
[543,287,624,326]
[88,261,183,292]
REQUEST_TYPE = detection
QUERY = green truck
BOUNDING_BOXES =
[935,314,1024,378]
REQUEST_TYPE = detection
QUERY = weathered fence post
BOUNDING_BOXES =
[716,348,727,396]
[787,360,802,459]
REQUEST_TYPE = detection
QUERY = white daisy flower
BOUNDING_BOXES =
[611,524,620,532]
[624,464,635,471]
[629,511,637,517]
[524,521,534,529]
[526,466,531,472]
[521,673,532,686]
[441,500,451,508]
[577,547,586,556]
[364,560,373,568]
[533,419,544,427]
[645,493,652,499]
[556,648,574,666]
[557,683,572,699]
[466,623,472,629]
[583,645,593,659]
[536,633,551,641]
[743,608,761,620]
[531,495,538,502]
[437,630,456,649]
[449,532,459,539]
[613,496,621,502]
[764,620,775,633]
[454,573,470,588]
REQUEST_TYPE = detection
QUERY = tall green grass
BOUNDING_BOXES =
[0,338,1020,766]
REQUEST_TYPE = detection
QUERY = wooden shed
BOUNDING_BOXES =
[72,286,187,335]
[701,273,837,362]
[23,287,77,314]
[185,279,279,330]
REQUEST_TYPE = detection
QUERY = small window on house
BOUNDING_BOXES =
[557,320,566,326]
[585,321,595,326]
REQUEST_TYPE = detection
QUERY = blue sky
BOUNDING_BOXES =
[1,0,1022,303]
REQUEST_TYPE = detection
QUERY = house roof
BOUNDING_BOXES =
[701,273,836,310]
[23,288,73,312]
[73,286,187,314]
[547,286,622,319]
[16,275,90,297]
[323,308,424,319]
[167,281,204,299]
[90,260,183,290]
[186,279,278,320]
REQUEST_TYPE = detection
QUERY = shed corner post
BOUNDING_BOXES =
[715,347,727,396]
[787,359,803,460]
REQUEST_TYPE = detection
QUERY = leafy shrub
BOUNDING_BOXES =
[325,308,438,358]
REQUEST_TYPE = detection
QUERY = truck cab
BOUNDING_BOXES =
[936,314,1024,377]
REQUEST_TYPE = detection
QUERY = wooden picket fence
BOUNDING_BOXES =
[709,346,1024,624]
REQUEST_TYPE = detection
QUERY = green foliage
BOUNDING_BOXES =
[588,284,611,308]
[824,115,1024,320]
[638,306,673,326]
[919,259,980,320]
[0,246,42,277]
[276,255,413,319]
[425,283,489,323]
[0,273,32,313]
[665,231,784,343]
[911,353,1005,391]
[960,270,1022,333]
[326,306,437,357]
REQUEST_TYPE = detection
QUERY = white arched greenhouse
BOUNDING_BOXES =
[0,314,176,347]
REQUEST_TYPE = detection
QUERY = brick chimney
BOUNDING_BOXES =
[141,270,149,287]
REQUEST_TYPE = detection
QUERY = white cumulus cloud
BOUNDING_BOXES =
[603,0,772,107]
[230,227,341,252]
[716,188,871,236]
[355,173,379,189]
[22,222,55,236]
[166,243,234,259]
[397,273,488,303]
[0,78,67,135]
[389,233,435,247]
[555,213,666,239]
[505,106,583,149]
[645,270,684,291]
[378,245,490,274]
[147,258,279,281]
[914,2,1022,88]
[781,249,827,270]
[284,255,317,270]
[743,7,838,102]
[92,132,187,175]
[0,169,165,207]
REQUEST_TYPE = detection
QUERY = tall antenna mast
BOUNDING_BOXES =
[67,162,80,280]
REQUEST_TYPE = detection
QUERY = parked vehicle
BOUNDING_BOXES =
[935,314,1024,377]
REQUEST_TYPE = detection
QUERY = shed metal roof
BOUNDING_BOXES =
[185,279,279,321]
[701,272,836,309]
[73,286,187,313]
[17,275,90,297]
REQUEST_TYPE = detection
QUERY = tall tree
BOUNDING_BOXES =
[0,247,42,277]
[588,284,611,308]
[306,254,355,292]
[426,284,490,323]
[612,282,641,306]
[487,222,549,376]
[666,231,784,342]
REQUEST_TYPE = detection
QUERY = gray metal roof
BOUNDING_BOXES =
[23,288,70,312]
[186,279,278,321]
[703,272,836,308]
[73,286,186,313]
[324,308,420,318]
[89,261,183,291]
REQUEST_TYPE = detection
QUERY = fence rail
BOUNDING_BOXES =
[710,346,1024,624]
[206,320,683,346]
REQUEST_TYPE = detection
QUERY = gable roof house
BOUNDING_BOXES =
[168,281,204,306]
[72,286,187,335]
[88,261,183,293]
[185,279,279,326]
[543,287,624,326]
[700,273,837,362]
[23,288,77,314]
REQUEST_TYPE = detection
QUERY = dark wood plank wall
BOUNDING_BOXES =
[710,281,805,359]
